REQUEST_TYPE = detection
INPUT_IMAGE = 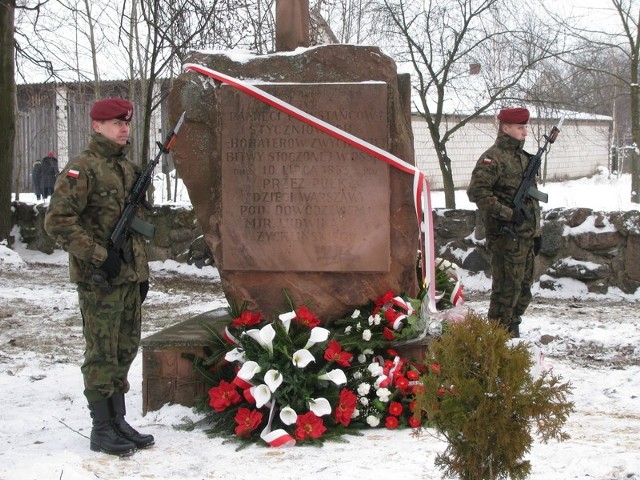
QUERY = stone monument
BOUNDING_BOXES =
[167,5,419,321]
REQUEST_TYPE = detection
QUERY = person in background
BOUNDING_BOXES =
[41,151,59,200]
[466,107,542,338]
[32,158,43,201]
[44,98,154,456]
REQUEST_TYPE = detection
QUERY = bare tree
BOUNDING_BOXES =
[368,0,569,208]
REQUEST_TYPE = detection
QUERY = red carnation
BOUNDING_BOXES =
[334,389,358,426]
[406,370,420,381]
[324,340,353,367]
[408,416,422,428]
[231,310,262,328]
[382,327,394,340]
[373,290,395,314]
[394,376,409,390]
[429,363,441,375]
[388,401,403,417]
[294,305,322,329]
[208,380,242,412]
[234,407,263,437]
[385,416,399,429]
[295,412,327,441]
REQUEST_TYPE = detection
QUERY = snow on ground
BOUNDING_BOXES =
[1,171,639,479]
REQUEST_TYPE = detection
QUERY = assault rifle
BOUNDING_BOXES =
[93,111,186,285]
[503,117,564,240]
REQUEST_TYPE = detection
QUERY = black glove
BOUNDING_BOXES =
[139,280,149,303]
[533,237,542,256]
[510,207,526,226]
[100,250,122,279]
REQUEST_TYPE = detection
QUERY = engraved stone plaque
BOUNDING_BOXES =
[220,83,390,272]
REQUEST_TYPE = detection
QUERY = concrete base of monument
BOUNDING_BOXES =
[140,307,431,415]
[140,308,230,415]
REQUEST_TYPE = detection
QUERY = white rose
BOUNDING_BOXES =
[351,309,360,319]
[353,371,362,380]
[366,415,380,427]
[362,329,372,341]
[359,397,369,406]
[344,325,352,334]
[357,383,371,396]
[357,353,367,363]
[376,387,391,402]
[367,362,383,376]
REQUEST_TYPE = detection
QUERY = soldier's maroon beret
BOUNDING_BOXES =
[90,98,134,121]
[497,107,529,125]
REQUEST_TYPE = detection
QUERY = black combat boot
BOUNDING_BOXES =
[110,393,155,449]
[89,399,137,456]
[508,322,520,338]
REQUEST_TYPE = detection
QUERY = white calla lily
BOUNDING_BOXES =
[224,348,246,363]
[304,326,331,349]
[237,360,261,381]
[292,349,315,368]
[264,369,283,392]
[278,311,296,332]
[318,368,347,385]
[254,384,272,408]
[279,406,298,425]
[245,324,275,353]
[308,397,332,416]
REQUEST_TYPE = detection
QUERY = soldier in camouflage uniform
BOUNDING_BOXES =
[466,107,542,338]
[45,98,154,456]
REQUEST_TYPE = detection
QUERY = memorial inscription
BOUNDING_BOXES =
[220,83,391,272]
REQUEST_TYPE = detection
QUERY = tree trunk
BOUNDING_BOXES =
[0,0,16,244]
[436,143,456,209]
[631,83,640,203]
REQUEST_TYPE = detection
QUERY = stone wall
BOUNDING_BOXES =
[11,202,640,296]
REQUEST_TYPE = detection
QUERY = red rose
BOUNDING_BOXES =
[234,407,263,437]
[334,389,358,426]
[295,412,327,440]
[382,327,394,340]
[385,416,399,429]
[208,380,242,412]
[429,363,441,375]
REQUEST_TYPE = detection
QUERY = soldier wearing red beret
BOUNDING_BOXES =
[45,98,154,456]
[466,107,542,338]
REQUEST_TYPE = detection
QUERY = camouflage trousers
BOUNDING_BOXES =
[77,282,142,403]
[486,233,535,329]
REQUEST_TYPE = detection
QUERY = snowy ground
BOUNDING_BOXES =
[1,171,639,479]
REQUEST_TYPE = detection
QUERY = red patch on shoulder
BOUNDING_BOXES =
[67,169,80,178]
[482,158,492,165]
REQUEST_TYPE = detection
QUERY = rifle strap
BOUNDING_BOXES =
[131,216,156,239]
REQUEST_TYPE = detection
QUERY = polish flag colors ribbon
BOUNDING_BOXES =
[183,63,437,313]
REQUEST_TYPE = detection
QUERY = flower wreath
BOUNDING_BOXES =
[189,260,464,447]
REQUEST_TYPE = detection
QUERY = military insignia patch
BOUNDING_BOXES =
[482,158,492,164]
[67,169,80,178]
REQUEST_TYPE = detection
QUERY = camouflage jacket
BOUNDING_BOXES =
[466,131,541,239]
[44,133,150,285]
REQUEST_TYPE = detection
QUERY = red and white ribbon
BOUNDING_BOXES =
[260,402,296,447]
[183,63,437,313]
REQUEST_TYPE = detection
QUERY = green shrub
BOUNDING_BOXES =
[415,311,574,479]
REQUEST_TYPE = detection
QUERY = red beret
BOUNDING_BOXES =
[90,98,134,121]
[47,151,56,158]
[497,107,529,125]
